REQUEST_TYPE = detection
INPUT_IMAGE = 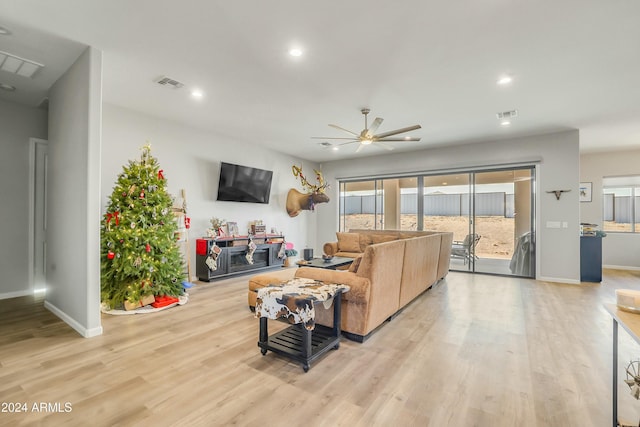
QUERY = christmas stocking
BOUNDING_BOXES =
[246,240,257,265]
[277,241,286,259]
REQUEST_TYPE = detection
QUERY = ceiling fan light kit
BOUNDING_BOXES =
[312,108,421,152]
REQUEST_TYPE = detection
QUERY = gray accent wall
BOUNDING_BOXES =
[0,99,47,298]
[318,130,581,283]
[45,46,103,337]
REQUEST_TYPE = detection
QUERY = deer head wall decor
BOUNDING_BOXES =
[286,165,330,217]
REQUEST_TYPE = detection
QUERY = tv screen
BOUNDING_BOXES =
[216,162,273,204]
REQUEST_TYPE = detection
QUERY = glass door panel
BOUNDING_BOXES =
[339,180,383,231]
[423,173,472,272]
[473,168,534,277]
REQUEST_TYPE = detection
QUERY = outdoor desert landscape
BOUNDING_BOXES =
[342,214,516,259]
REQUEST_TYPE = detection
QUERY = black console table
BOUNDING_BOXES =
[195,235,284,281]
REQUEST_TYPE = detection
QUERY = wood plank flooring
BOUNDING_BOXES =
[2,269,640,426]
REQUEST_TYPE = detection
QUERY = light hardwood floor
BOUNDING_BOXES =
[2,269,640,426]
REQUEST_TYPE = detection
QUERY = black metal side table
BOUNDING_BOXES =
[256,280,349,372]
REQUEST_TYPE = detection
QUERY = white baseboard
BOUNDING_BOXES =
[44,300,103,338]
[603,265,640,271]
[0,289,32,300]
[537,276,581,285]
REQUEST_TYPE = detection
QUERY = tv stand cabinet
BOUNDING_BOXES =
[195,236,285,281]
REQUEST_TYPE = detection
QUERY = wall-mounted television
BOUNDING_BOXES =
[216,162,273,204]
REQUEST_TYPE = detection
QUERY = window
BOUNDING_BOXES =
[603,176,640,233]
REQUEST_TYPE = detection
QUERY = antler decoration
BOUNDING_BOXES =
[292,165,329,194]
[546,189,571,200]
[287,165,330,217]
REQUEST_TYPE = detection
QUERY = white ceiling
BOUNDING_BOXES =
[1,1,640,162]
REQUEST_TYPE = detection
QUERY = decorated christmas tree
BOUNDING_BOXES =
[101,144,184,309]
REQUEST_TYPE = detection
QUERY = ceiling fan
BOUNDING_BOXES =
[312,108,422,152]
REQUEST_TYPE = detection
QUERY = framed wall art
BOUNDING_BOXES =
[579,182,592,202]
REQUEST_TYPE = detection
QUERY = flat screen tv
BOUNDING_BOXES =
[216,162,273,204]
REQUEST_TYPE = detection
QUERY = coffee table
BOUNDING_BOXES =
[297,256,353,270]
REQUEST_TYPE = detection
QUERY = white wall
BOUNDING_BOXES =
[318,130,581,283]
[101,104,320,272]
[46,46,103,337]
[581,148,640,269]
[0,99,47,299]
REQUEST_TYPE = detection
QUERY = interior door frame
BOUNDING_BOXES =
[28,137,48,293]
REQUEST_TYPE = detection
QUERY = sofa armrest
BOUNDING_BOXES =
[323,242,339,256]
[295,267,370,304]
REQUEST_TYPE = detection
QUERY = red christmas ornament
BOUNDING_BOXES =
[145,243,151,253]
[107,251,115,260]
[158,169,165,180]
[184,217,191,229]
[140,191,145,199]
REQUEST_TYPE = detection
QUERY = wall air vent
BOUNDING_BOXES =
[496,110,518,120]
[0,50,44,78]
[155,76,184,89]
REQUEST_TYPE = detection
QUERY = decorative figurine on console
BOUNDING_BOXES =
[286,165,330,217]
[206,217,226,238]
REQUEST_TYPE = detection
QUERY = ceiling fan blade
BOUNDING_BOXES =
[355,143,366,153]
[311,136,360,140]
[337,140,359,146]
[367,117,384,135]
[373,124,422,139]
[375,141,395,151]
[328,124,359,136]
[377,137,422,142]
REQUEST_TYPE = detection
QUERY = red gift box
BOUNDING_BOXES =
[151,295,179,308]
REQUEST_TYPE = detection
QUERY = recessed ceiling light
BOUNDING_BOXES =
[0,26,11,36]
[289,48,303,57]
[0,82,16,91]
[332,146,339,151]
[497,75,513,85]
[191,89,204,98]
[501,120,511,126]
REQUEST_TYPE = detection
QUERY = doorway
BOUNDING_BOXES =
[29,138,48,293]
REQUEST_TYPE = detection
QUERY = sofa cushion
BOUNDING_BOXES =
[337,232,361,252]
[335,251,363,258]
[348,255,363,273]
[295,267,370,305]
[358,234,373,252]
[370,234,398,244]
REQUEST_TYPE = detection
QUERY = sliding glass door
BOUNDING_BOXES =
[422,167,535,277]
[339,166,535,278]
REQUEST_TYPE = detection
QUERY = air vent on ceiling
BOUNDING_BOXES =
[319,142,332,147]
[496,110,518,120]
[0,50,44,78]
[155,76,184,89]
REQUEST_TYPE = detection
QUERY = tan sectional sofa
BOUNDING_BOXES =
[248,229,453,342]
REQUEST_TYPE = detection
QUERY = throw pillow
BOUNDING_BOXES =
[336,232,361,252]
[348,255,363,273]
